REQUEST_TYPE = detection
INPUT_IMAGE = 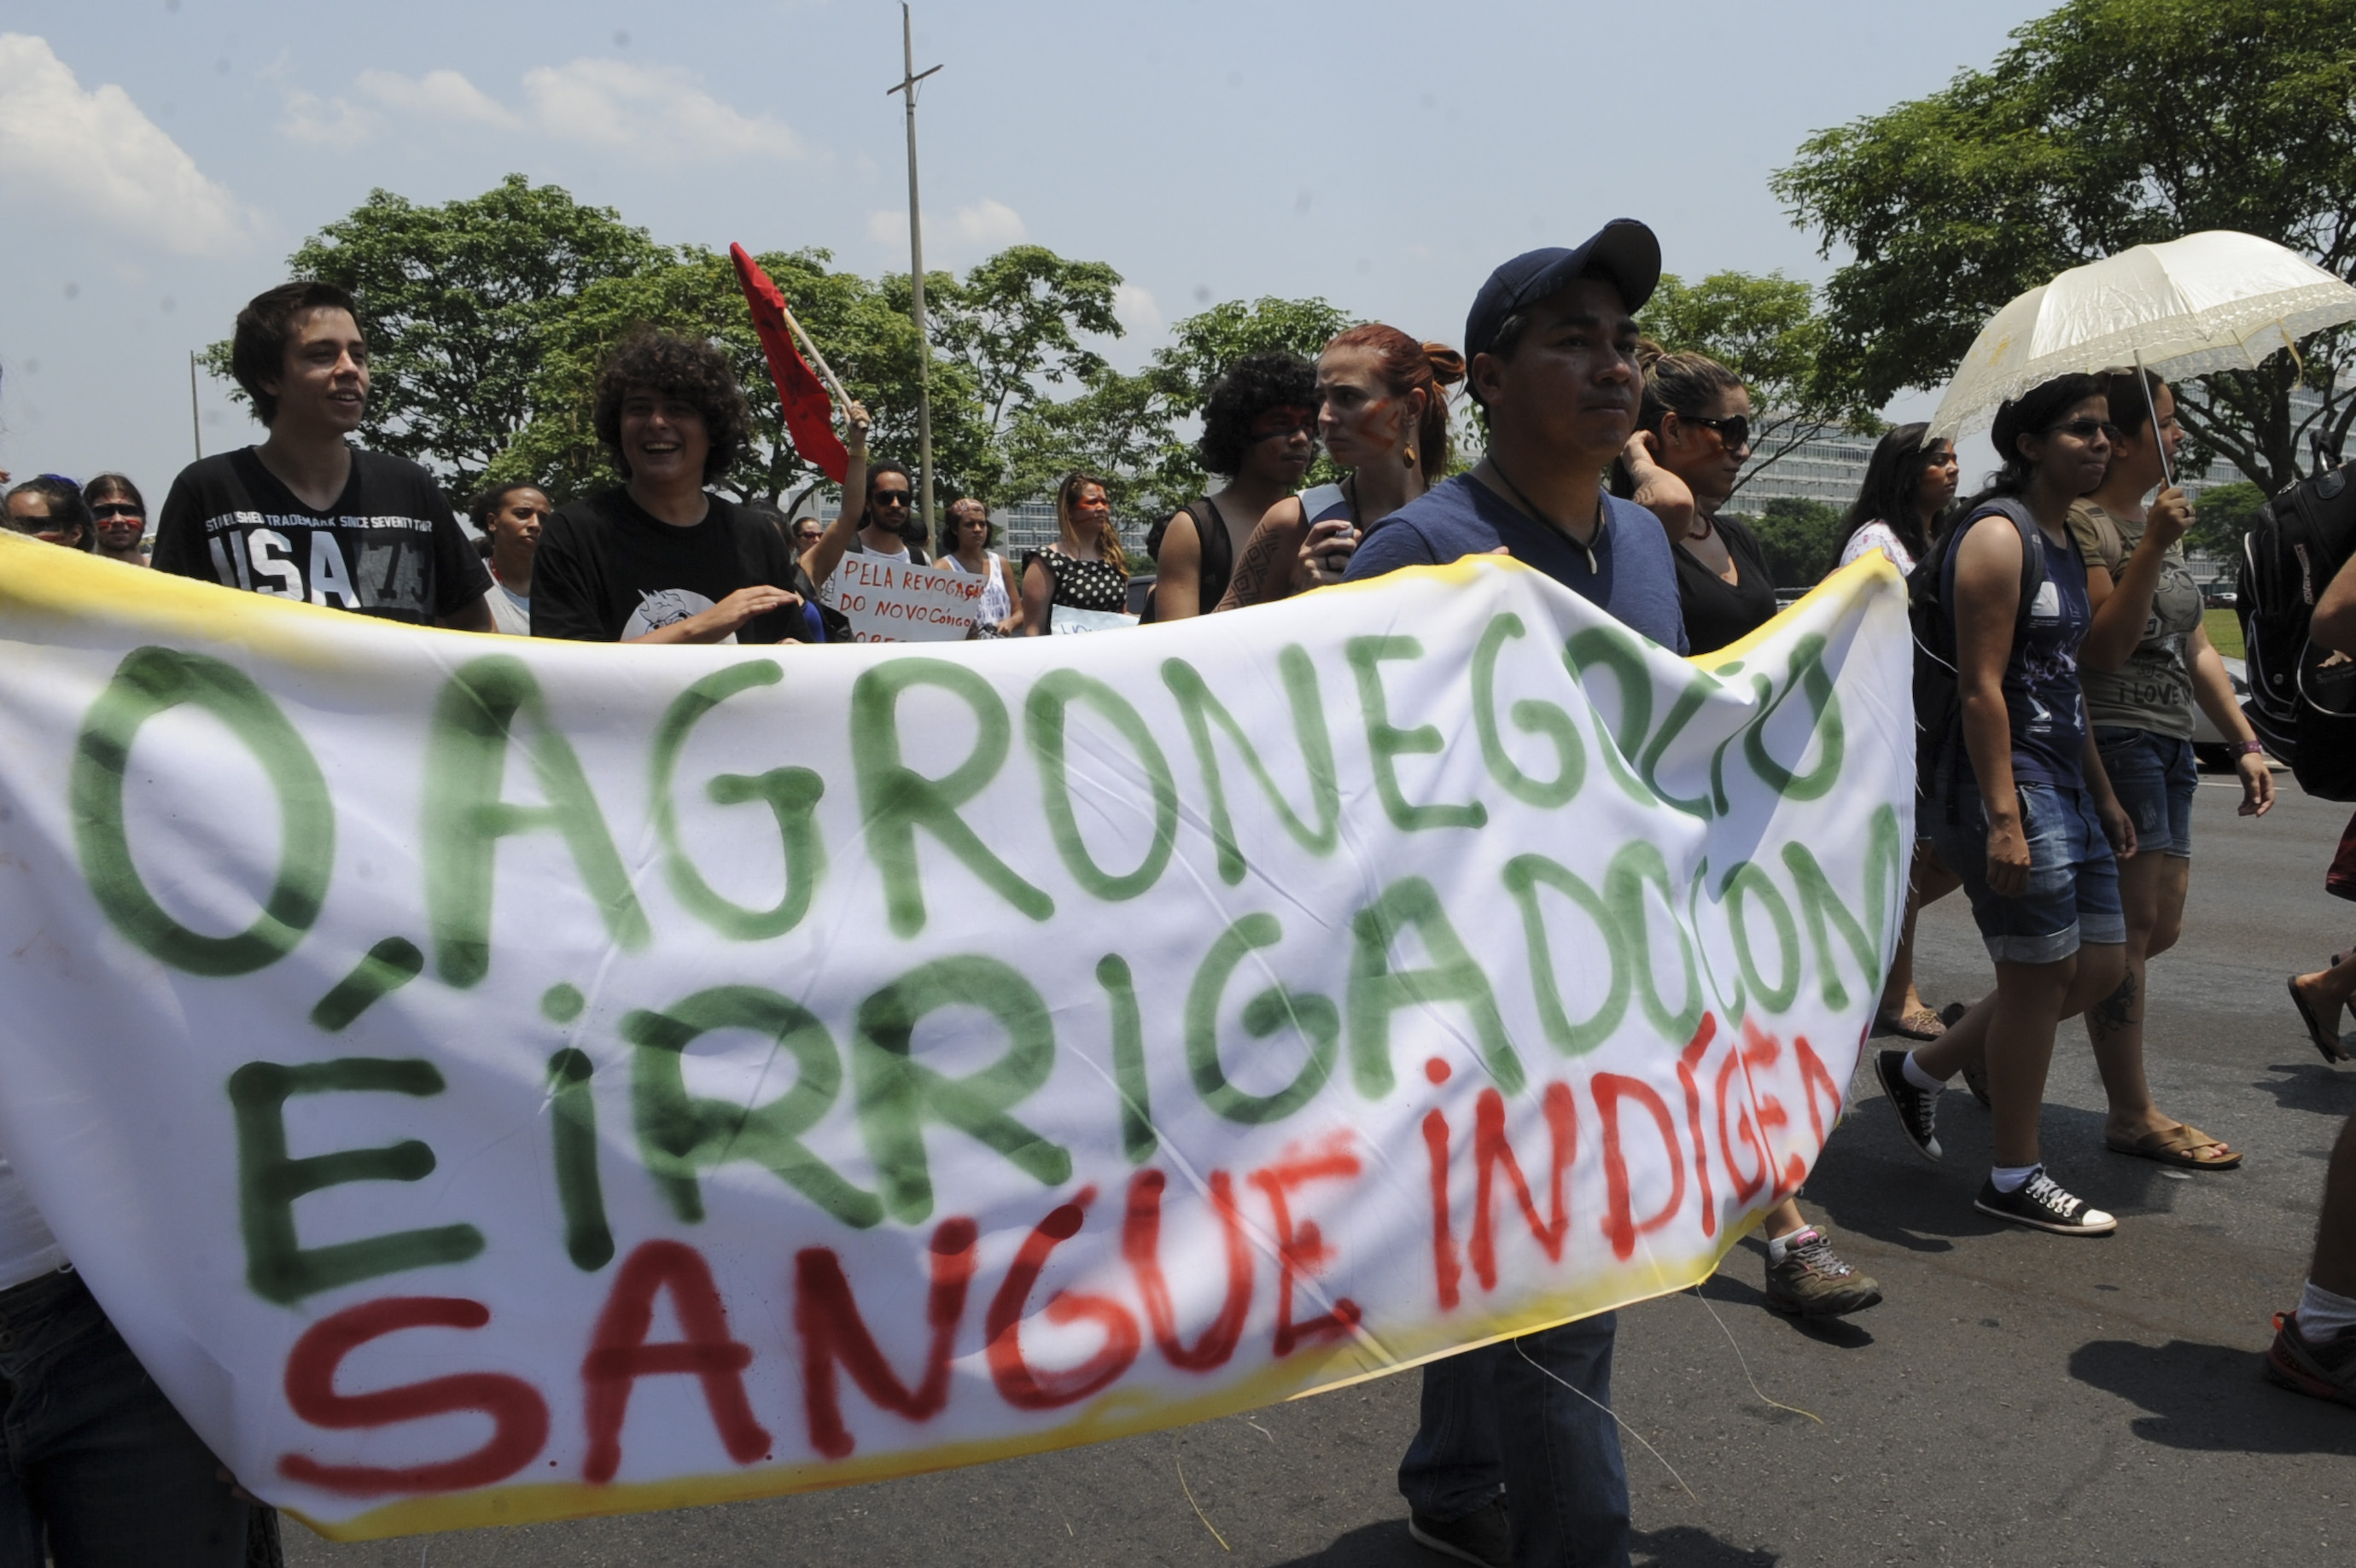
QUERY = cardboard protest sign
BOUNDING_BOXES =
[0,537,1910,1540]
[1047,605,1140,635]
[819,554,984,642]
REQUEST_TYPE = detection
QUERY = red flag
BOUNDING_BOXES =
[730,242,850,484]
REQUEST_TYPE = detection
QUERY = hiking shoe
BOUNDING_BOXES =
[1408,1497,1510,1568]
[2266,1312,2356,1407]
[1973,1167,2116,1235]
[1875,1049,1943,1162]
[1764,1227,1883,1317]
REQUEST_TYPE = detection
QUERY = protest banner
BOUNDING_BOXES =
[0,536,1910,1539]
[1047,604,1140,635]
[818,553,983,642]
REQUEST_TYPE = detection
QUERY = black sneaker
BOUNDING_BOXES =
[1974,1167,2116,1235]
[1764,1227,1884,1316]
[1875,1048,1943,1162]
[1408,1496,1510,1568]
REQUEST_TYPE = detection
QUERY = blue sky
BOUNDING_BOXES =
[0,0,2044,497]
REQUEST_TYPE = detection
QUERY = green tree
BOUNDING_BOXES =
[1772,0,2356,493]
[1637,270,1877,503]
[206,176,665,491]
[492,247,991,513]
[927,247,1124,468]
[1007,294,1350,523]
[2187,477,2270,560]
[1738,496,1848,588]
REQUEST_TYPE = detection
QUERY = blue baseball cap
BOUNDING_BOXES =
[1463,220,1662,363]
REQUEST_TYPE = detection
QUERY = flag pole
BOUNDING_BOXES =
[189,350,203,460]
[773,292,851,414]
[887,2,942,556]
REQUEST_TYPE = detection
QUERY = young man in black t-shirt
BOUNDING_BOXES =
[152,282,492,629]
[533,330,858,644]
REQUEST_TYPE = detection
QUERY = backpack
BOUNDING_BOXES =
[2237,462,2356,799]
[1140,498,1233,624]
[1907,499,2047,811]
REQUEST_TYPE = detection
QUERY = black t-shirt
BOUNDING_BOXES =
[533,487,817,644]
[150,446,489,625]
[1675,514,1778,657]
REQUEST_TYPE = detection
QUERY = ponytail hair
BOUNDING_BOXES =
[1322,324,1466,485]
[1054,470,1128,575]
[1962,371,2107,513]
[1608,341,1746,498]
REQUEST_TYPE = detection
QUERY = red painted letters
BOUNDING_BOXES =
[1593,1074,1686,1261]
[794,1218,978,1460]
[1249,1135,1363,1355]
[581,1241,771,1483]
[1468,1084,1577,1291]
[1123,1169,1253,1371]
[988,1187,1141,1409]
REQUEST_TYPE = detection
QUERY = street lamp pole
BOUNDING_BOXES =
[886,3,942,554]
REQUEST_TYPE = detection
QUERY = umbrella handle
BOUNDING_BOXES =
[2134,347,2175,490]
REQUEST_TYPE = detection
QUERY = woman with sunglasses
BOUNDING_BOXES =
[1021,471,1131,633]
[1614,348,1881,1314]
[3,475,94,551]
[1612,347,1776,655]
[1837,426,1965,1043]
[83,473,151,567]
[1147,351,1318,620]
[1879,374,2137,1236]
[2065,368,2264,1169]
[1216,326,1465,609]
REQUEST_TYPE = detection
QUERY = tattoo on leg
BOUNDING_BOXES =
[2088,971,2138,1039]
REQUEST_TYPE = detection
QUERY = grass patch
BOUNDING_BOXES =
[2204,608,2244,658]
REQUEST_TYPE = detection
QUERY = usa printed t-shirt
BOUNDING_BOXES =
[532,487,816,644]
[150,446,489,625]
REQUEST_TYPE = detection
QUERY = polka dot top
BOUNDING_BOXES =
[1024,548,1128,617]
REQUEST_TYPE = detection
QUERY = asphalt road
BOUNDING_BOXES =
[289,776,2356,1568]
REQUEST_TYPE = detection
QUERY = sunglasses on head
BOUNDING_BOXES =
[92,503,143,520]
[2046,417,2122,444]
[1679,412,1751,451]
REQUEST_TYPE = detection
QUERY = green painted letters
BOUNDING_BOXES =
[1503,854,1630,1057]
[421,656,650,988]
[1604,841,1704,1042]
[228,1057,483,1305]
[1348,877,1524,1096]
[308,937,424,1031]
[1347,636,1487,831]
[71,647,335,976]
[1471,615,1584,808]
[1160,649,1341,884]
[1185,913,1340,1123]
[545,1047,615,1271]
[1782,803,1899,1009]
[651,662,828,941]
[1025,670,1178,901]
[1097,954,1157,1164]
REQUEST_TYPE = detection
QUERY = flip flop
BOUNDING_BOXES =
[1872,1005,1947,1041]
[2105,1122,2242,1171]
[2288,975,2353,1064]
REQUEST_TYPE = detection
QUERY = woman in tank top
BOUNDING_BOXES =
[942,496,1021,637]
[1149,352,1316,619]
[1881,374,2137,1238]
[1020,471,1130,633]
[2068,369,2267,1169]
[1216,326,1466,609]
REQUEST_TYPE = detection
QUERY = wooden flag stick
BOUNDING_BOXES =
[775,294,853,417]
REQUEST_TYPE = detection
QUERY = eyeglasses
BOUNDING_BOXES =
[91,503,143,521]
[2046,418,2122,444]
[871,492,912,508]
[1679,413,1752,451]
[1249,407,1320,442]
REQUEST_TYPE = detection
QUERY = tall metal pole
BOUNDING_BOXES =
[189,350,203,460]
[887,3,942,555]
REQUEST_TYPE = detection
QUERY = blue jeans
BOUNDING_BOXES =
[1398,1313,1630,1568]
[2093,726,2196,859]
[0,1268,248,1567]
[1929,778,2126,965]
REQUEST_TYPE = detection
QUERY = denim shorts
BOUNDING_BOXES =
[2093,726,2196,859]
[1929,778,2126,965]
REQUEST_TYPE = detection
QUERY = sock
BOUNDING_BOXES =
[1766,1226,1820,1265]
[1988,1163,2039,1194]
[1901,1052,1949,1093]
[2297,1281,2356,1340]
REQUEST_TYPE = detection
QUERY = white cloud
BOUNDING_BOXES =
[356,68,522,130]
[522,59,800,164]
[1113,283,1162,334]
[0,34,252,255]
[278,90,375,149]
[865,198,1029,256]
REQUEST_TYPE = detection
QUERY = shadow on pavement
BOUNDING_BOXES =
[1694,1268,1877,1349]
[2068,1337,2356,1454]
[1269,1520,1777,1566]
[2249,1062,2356,1116]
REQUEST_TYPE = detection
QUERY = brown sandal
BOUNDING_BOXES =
[1874,1005,1948,1041]
[2105,1122,2242,1171]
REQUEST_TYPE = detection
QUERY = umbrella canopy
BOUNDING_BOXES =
[1927,230,2356,440]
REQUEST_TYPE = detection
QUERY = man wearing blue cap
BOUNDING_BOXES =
[1347,220,1679,1568]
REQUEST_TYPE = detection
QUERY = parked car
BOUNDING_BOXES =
[2201,585,2238,609]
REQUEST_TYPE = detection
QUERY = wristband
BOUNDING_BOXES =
[2232,739,2266,757]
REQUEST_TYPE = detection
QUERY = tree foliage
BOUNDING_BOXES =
[1736,496,1849,589]
[1636,270,1876,503]
[1772,0,2356,493]
[2186,477,2268,560]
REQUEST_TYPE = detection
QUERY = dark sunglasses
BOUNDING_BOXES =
[2046,417,2122,444]
[91,503,144,520]
[870,491,912,507]
[1679,412,1752,450]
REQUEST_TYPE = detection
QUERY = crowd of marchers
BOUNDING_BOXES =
[5,215,2355,1568]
